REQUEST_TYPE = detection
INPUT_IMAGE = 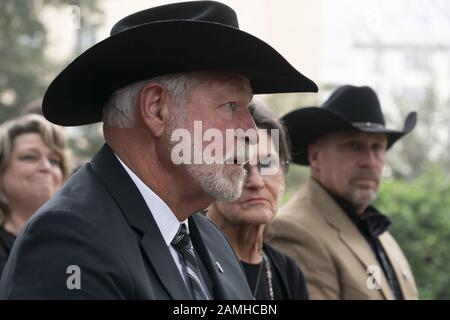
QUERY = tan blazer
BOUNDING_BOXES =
[265,179,418,300]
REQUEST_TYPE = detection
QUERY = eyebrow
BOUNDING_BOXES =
[18,147,58,156]
[18,147,40,153]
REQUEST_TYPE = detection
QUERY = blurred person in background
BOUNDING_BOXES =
[207,100,309,300]
[0,114,71,275]
[266,85,418,299]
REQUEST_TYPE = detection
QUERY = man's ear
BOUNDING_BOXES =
[138,83,171,138]
[308,143,320,172]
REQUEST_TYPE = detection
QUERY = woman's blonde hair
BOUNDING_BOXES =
[0,114,71,224]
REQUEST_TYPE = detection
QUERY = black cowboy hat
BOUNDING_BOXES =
[42,1,318,126]
[282,85,417,165]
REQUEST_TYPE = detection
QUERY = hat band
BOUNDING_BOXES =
[352,122,385,129]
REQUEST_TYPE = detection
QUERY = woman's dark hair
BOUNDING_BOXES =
[249,99,291,172]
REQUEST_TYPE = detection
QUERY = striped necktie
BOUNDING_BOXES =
[171,223,209,300]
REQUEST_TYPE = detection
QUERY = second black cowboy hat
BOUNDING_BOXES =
[282,85,417,165]
[43,1,318,126]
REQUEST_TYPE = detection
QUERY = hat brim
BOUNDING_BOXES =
[282,108,417,165]
[43,20,318,126]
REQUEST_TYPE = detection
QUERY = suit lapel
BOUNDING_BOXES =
[307,179,394,299]
[140,231,192,299]
[189,214,229,299]
[378,233,416,299]
[338,231,394,299]
[90,144,192,299]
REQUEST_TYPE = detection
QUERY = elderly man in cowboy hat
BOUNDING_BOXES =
[0,1,317,299]
[266,85,418,300]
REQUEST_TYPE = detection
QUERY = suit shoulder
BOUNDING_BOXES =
[44,164,109,215]
[271,194,332,239]
[0,192,133,299]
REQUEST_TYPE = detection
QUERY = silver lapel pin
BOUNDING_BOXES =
[215,261,224,273]
[402,270,410,280]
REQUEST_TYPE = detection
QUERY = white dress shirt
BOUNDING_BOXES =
[115,155,189,283]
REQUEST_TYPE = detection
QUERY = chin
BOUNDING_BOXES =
[36,192,53,203]
[346,187,377,206]
[246,208,274,224]
[34,187,57,199]
[196,165,245,202]
[218,181,244,202]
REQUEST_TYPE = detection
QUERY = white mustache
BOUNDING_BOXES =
[224,144,251,165]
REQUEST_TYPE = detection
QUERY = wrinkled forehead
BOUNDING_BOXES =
[192,71,253,98]
[12,132,59,154]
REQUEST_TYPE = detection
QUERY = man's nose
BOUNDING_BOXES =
[241,110,259,145]
[359,149,379,168]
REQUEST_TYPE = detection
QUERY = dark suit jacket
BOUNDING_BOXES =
[0,144,253,299]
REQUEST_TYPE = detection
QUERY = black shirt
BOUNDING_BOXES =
[0,225,16,277]
[241,243,309,300]
[329,192,404,300]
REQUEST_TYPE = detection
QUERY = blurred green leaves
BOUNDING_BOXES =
[0,0,49,119]
[376,165,450,299]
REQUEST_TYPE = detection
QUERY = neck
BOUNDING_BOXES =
[208,208,264,264]
[3,207,34,235]
[230,226,265,264]
[312,177,368,215]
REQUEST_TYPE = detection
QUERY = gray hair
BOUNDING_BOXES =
[102,73,198,128]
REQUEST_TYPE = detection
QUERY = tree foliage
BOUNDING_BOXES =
[375,165,450,299]
[0,0,49,120]
[0,0,103,159]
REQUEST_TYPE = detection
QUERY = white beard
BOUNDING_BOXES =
[346,187,378,212]
[185,162,246,202]
[167,109,246,202]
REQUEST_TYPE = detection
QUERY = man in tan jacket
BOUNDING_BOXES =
[266,85,418,299]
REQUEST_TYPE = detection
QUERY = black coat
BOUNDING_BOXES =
[0,226,15,277]
[263,243,309,300]
[0,144,253,299]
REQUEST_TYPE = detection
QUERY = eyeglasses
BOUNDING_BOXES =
[243,158,289,177]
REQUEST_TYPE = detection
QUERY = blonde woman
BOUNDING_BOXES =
[0,114,71,274]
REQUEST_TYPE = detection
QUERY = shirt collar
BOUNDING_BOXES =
[360,206,391,237]
[318,181,391,237]
[115,154,188,246]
